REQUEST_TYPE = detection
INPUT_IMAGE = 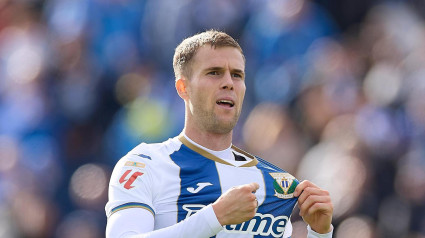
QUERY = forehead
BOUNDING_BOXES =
[191,45,245,71]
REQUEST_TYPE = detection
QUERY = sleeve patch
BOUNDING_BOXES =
[119,170,144,189]
[124,161,146,168]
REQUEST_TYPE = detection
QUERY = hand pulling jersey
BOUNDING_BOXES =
[106,135,318,238]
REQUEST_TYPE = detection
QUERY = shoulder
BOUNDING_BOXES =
[112,137,183,174]
[126,137,182,162]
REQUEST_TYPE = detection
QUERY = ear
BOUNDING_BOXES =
[176,78,189,100]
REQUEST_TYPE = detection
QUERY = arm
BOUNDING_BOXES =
[294,180,334,237]
[106,204,222,238]
[106,181,260,238]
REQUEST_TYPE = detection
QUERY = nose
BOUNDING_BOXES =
[221,71,234,90]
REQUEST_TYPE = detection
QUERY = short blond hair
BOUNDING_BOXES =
[173,30,244,80]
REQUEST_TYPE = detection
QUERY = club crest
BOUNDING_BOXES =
[269,172,299,199]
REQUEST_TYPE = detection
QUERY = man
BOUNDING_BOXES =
[106,30,333,237]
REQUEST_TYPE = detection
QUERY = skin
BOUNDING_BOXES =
[176,45,246,150]
[175,45,333,233]
[295,180,333,233]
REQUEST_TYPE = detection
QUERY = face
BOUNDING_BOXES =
[182,45,246,134]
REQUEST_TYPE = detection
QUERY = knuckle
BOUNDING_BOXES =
[304,187,313,195]
[249,193,256,200]
[241,186,250,192]
[324,196,331,203]
[303,180,312,186]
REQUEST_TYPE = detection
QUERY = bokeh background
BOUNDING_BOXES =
[1,0,425,237]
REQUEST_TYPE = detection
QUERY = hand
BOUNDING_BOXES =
[212,183,259,225]
[294,180,333,234]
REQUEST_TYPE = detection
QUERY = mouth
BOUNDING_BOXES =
[216,99,235,108]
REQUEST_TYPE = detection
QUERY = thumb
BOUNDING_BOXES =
[250,183,260,193]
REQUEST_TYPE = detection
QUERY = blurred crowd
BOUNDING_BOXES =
[0,0,425,237]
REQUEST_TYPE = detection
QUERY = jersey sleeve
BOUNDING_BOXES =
[105,153,156,218]
[106,204,222,238]
[307,225,333,238]
[105,144,223,238]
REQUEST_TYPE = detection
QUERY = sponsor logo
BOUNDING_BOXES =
[270,172,298,199]
[182,204,288,237]
[124,161,146,168]
[225,213,288,237]
[187,182,213,193]
[182,204,205,217]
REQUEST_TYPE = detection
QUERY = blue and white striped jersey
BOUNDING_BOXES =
[106,135,300,238]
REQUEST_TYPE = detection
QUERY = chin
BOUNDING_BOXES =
[214,120,238,134]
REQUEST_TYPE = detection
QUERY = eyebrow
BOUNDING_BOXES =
[205,67,245,76]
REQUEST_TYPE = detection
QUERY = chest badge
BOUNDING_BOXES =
[269,172,299,199]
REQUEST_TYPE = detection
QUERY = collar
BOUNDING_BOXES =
[177,134,258,167]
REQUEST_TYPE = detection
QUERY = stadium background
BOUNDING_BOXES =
[1,0,425,237]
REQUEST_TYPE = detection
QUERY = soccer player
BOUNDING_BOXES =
[105,30,333,238]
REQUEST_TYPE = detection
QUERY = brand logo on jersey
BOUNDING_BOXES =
[183,205,288,237]
[187,182,213,193]
[270,172,298,199]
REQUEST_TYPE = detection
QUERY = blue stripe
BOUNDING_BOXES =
[253,159,298,238]
[256,157,284,172]
[170,144,222,222]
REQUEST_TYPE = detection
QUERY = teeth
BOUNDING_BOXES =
[217,100,234,106]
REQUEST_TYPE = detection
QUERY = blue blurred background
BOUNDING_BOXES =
[1,0,425,237]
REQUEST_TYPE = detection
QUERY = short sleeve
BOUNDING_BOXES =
[105,154,156,218]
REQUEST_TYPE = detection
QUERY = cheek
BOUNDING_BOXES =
[238,83,246,101]
[192,86,211,106]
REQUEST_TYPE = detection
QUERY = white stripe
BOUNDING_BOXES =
[215,162,266,238]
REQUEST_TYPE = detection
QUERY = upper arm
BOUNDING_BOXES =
[105,152,157,220]
[106,208,155,238]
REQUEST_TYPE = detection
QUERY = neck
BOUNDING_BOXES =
[183,127,233,151]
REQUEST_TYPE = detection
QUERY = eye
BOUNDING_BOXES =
[232,73,242,78]
[207,71,219,76]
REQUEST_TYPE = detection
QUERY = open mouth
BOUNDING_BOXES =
[216,100,235,108]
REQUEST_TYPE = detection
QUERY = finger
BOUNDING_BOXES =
[236,184,258,201]
[294,180,318,197]
[297,187,330,205]
[238,183,258,192]
[301,202,333,217]
[298,195,331,216]
[254,198,259,212]
[250,182,260,192]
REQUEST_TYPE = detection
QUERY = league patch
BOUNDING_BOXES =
[269,172,299,199]
[119,169,144,189]
[124,161,146,168]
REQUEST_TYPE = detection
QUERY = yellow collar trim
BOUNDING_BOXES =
[178,135,258,167]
